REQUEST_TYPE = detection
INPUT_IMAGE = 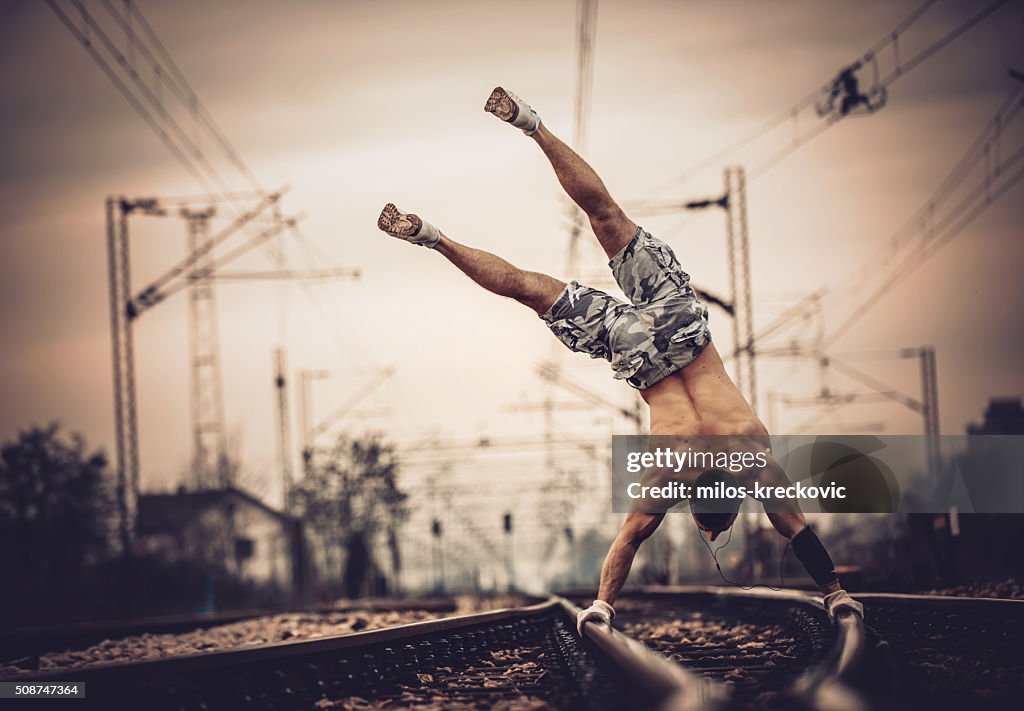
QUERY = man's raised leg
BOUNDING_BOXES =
[436,235,566,316]
[484,87,637,259]
[378,203,564,316]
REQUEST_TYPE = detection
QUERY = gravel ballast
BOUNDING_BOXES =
[0,609,442,675]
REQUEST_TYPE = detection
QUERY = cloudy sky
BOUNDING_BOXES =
[1,0,1022,531]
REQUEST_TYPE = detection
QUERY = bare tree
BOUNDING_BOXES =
[0,424,113,621]
[293,433,407,598]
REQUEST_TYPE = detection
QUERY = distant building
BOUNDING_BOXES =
[915,396,1024,586]
[138,487,304,594]
[968,397,1024,435]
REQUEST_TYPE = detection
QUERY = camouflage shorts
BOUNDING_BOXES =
[540,226,711,389]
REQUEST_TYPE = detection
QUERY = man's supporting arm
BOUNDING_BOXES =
[597,512,664,605]
[578,511,664,635]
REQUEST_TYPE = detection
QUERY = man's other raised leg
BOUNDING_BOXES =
[378,203,564,316]
[435,235,565,316]
[484,88,637,259]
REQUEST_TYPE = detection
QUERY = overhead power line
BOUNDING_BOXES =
[47,0,256,206]
[45,0,363,361]
[752,83,1024,351]
[630,0,1013,214]
[45,1,370,544]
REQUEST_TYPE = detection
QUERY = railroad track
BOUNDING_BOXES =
[595,587,1024,711]
[6,588,1017,710]
[0,598,715,711]
[577,587,864,711]
[855,593,1024,710]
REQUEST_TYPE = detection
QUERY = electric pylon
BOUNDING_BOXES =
[182,207,230,488]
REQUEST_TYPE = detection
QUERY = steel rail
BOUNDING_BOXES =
[616,587,1024,709]
[561,596,727,711]
[0,597,712,710]
[1,599,560,683]
[853,591,1024,609]
[616,586,868,711]
[0,599,461,668]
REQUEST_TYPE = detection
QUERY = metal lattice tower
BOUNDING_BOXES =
[182,207,230,489]
[540,0,600,494]
[724,166,757,414]
[539,0,599,585]
[49,1,365,556]
[107,197,164,551]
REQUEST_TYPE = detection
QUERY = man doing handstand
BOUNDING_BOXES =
[377,87,863,634]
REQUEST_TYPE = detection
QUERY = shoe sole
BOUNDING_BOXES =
[484,86,519,122]
[377,203,422,237]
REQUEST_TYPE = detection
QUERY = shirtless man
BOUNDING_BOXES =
[377,87,863,633]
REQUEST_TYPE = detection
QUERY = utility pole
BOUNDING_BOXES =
[724,167,756,414]
[299,369,330,477]
[182,206,230,489]
[676,167,757,413]
[543,0,600,476]
[503,512,516,592]
[107,196,166,553]
[565,0,598,275]
[274,348,295,512]
[432,518,445,594]
[919,346,940,479]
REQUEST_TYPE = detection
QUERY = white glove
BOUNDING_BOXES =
[576,599,615,636]
[823,589,864,623]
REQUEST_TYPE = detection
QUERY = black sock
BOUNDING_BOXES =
[791,526,839,587]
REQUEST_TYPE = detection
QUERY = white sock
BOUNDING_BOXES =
[508,93,541,135]
[415,219,440,248]
[513,109,540,135]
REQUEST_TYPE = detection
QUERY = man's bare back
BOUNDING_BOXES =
[642,342,758,436]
